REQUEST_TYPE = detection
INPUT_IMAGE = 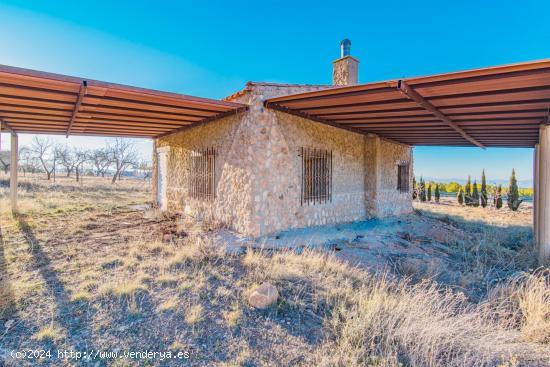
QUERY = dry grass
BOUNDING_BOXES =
[1,174,549,366]
[32,324,64,342]
[184,304,204,325]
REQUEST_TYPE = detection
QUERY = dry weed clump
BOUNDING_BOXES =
[241,248,548,366]
[488,268,550,344]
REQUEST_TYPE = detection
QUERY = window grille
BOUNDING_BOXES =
[301,147,332,205]
[188,147,215,201]
[397,163,410,193]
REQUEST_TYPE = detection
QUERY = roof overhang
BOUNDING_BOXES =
[265,59,550,148]
[0,64,247,138]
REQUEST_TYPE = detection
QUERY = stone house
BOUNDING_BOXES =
[152,40,413,237]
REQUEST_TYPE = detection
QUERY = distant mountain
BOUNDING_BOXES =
[420,177,533,188]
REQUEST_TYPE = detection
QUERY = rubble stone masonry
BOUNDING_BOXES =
[153,83,412,237]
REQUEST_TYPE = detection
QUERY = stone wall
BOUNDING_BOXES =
[243,84,368,235]
[153,82,413,237]
[153,111,255,234]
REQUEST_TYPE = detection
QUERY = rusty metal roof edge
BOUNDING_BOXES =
[0,63,246,109]
[264,58,550,104]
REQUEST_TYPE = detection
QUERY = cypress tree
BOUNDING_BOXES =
[495,184,503,209]
[435,184,440,203]
[464,176,472,206]
[507,169,522,211]
[427,183,432,202]
[419,177,426,202]
[457,188,464,205]
[412,176,417,200]
[480,169,488,208]
[472,180,480,207]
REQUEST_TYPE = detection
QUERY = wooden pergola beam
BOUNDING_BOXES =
[397,80,486,149]
[66,80,88,137]
[0,118,15,133]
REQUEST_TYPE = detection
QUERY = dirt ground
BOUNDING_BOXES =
[0,175,548,366]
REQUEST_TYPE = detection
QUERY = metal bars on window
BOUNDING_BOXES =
[397,163,410,193]
[188,147,215,201]
[300,147,332,205]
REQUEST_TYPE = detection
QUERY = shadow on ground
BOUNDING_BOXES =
[0,226,15,321]
[15,214,103,362]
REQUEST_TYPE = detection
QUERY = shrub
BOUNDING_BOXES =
[472,180,480,207]
[434,184,440,203]
[464,176,472,206]
[495,184,503,209]
[480,169,488,208]
[419,177,426,202]
[508,169,522,211]
[427,184,432,202]
[446,182,461,193]
[457,188,464,205]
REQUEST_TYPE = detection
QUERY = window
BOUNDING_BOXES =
[397,162,410,193]
[188,147,215,201]
[301,147,332,205]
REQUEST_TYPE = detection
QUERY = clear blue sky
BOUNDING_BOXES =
[0,0,548,183]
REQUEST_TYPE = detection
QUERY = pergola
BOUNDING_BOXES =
[0,63,246,217]
[265,59,550,264]
[1,60,549,264]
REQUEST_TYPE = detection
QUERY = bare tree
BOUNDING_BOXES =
[136,160,152,180]
[107,138,139,184]
[19,147,39,176]
[73,148,89,182]
[0,150,9,174]
[90,148,112,177]
[58,145,77,177]
[30,137,57,180]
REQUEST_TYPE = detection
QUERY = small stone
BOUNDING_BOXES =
[4,320,14,329]
[248,283,279,309]
[163,233,173,242]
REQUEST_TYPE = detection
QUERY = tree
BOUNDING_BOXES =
[457,188,464,205]
[19,147,39,176]
[0,151,9,174]
[107,138,139,184]
[464,176,472,206]
[30,137,57,180]
[73,148,89,182]
[472,180,480,207]
[412,176,417,200]
[446,182,461,193]
[434,184,440,203]
[480,169,488,208]
[90,148,112,177]
[507,169,522,211]
[58,145,77,177]
[419,177,426,202]
[427,183,432,201]
[495,184,503,209]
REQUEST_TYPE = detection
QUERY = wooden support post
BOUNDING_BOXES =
[538,125,550,265]
[10,132,18,213]
[534,144,540,247]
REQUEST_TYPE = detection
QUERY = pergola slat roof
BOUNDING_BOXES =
[265,59,550,148]
[0,64,247,138]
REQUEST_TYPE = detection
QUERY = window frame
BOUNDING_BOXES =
[188,147,216,201]
[397,161,410,193]
[300,147,332,205]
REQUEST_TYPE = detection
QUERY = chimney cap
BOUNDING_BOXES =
[340,39,351,58]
